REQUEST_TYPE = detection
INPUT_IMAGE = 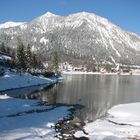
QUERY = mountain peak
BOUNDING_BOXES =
[79,11,93,15]
[70,11,95,17]
[36,12,59,22]
[42,12,58,18]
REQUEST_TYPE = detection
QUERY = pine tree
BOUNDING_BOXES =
[25,44,32,69]
[16,42,26,71]
[0,43,6,53]
[52,51,59,72]
[32,53,38,68]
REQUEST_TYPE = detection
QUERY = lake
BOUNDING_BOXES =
[4,74,140,122]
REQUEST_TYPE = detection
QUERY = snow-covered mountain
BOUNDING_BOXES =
[0,22,25,29]
[0,12,140,66]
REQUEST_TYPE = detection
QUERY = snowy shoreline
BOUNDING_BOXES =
[0,83,53,92]
[1,95,140,140]
[75,103,140,139]
[0,95,73,140]
[0,72,58,92]
[62,71,140,75]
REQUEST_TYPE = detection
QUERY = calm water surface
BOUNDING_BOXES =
[5,74,140,122]
[27,74,140,122]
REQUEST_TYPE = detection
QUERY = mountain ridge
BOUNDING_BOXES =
[1,12,139,36]
[0,22,26,29]
[0,11,140,67]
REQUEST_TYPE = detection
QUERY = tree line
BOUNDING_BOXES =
[0,42,42,72]
[16,42,43,72]
[0,42,60,73]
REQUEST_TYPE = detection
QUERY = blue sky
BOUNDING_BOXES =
[0,0,140,35]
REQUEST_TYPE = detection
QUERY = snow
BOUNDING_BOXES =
[31,45,37,52]
[35,12,60,32]
[0,95,72,140]
[132,69,140,75]
[75,103,140,139]
[110,56,116,64]
[109,39,121,57]
[62,68,140,75]
[0,95,50,117]
[40,37,49,45]
[20,24,27,30]
[0,70,65,139]
[62,71,100,75]
[108,103,140,126]
[41,12,58,18]
[0,22,25,29]
[62,71,132,75]
[98,27,108,49]
[0,94,10,99]
[0,72,55,91]
[0,54,12,61]
[33,37,37,42]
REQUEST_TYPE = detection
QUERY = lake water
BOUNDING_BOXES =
[4,74,140,122]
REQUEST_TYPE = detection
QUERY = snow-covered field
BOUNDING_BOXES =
[75,103,140,140]
[0,95,72,140]
[0,72,56,91]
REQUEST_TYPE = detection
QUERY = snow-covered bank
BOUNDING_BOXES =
[62,71,101,75]
[62,70,140,75]
[0,95,73,140]
[0,72,57,92]
[75,103,140,140]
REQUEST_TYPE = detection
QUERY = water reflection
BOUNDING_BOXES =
[2,84,52,98]
[4,74,140,122]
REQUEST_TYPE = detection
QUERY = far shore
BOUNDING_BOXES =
[62,71,140,75]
